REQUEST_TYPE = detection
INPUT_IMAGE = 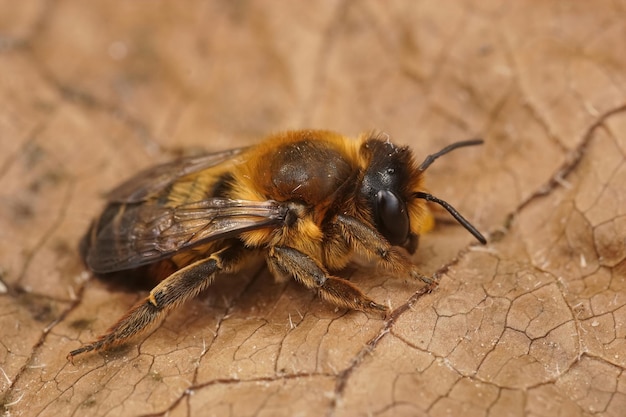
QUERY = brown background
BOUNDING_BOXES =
[1,1,625,416]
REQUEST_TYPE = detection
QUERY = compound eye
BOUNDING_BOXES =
[375,190,409,246]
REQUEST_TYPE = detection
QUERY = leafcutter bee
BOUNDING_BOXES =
[68,130,486,359]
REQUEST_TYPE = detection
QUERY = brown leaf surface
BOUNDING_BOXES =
[1,1,625,416]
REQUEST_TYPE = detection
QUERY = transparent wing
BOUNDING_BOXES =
[107,147,249,203]
[86,198,287,273]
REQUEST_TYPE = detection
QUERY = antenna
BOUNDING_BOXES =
[414,192,486,244]
[418,139,483,172]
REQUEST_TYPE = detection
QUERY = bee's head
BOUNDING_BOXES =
[360,135,486,253]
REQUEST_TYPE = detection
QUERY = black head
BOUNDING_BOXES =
[360,138,415,247]
[360,137,487,249]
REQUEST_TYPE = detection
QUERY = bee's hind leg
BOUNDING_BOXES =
[267,246,389,315]
[68,243,246,361]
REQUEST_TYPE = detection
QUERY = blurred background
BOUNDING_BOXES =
[1,1,625,416]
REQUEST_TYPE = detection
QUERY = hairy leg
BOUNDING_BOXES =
[68,243,246,360]
[267,246,388,314]
[335,214,433,284]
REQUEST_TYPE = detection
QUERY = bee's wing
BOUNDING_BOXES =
[86,198,287,273]
[107,147,249,203]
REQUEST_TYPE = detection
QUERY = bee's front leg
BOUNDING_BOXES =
[267,246,388,315]
[68,243,247,361]
[335,214,434,285]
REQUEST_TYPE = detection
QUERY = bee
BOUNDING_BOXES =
[68,130,486,359]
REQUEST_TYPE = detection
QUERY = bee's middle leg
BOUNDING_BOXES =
[267,246,388,315]
[68,243,246,360]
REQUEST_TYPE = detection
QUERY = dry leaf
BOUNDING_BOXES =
[1,1,625,416]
